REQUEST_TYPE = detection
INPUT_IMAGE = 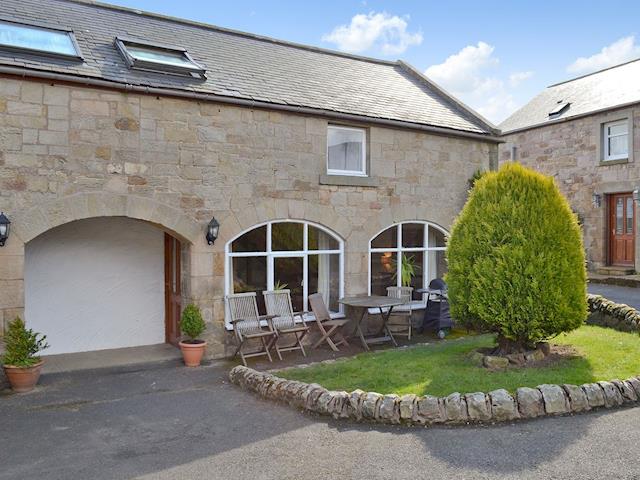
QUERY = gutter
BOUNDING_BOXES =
[0,66,503,143]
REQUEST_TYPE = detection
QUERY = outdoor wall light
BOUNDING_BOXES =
[0,212,10,247]
[206,216,220,245]
[592,192,602,209]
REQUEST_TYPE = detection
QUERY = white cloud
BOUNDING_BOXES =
[509,71,533,87]
[425,42,533,123]
[567,35,640,74]
[425,42,498,93]
[322,12,422,55]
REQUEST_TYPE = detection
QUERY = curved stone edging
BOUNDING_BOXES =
[587,294,640,332]
[229,365,640,426]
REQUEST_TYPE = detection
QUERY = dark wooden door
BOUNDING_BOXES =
[165,233,182,345]
[609,193,635,266]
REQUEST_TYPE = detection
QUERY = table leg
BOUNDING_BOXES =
[356,308,370,351]
[379,306,398,347]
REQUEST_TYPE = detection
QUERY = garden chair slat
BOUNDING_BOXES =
[226,292,277,366]
[308,293,350,351]
[263,289,309,360]
[386,286,414,340]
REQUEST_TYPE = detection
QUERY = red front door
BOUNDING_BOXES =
[609,193,635,266]
[165,233,182,345]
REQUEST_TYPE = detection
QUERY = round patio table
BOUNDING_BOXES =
[338,295,406,351]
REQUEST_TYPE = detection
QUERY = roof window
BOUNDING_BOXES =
[548,101,570,119]
[115,37,205,78]
[0,19,81,58]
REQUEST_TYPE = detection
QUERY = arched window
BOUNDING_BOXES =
[225,221,344,326]
[369,222,447,302]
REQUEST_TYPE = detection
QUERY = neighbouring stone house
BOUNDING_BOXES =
[500,60,640,275]
[0,0,499,358]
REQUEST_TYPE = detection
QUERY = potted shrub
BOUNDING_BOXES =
[2,317,49,393]
[179,304,207,367]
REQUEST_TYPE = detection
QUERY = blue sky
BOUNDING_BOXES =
[107,0,640,124]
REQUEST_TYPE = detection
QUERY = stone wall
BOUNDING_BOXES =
[587,294,640,331]
[499,106,640,271]
[0,75,493,357]
[229,365,640,425]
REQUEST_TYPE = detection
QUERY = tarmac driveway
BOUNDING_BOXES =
[2,359,640,479]
[588,283,640,310]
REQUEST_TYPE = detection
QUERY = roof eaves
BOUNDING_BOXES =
[0,64,503,142]
[397,60,500,135]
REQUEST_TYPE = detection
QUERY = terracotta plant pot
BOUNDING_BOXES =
[179,340,207,367]
[3,361,44,393]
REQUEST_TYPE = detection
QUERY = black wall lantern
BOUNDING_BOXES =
[206,217,220,245]
[0,212,10,247]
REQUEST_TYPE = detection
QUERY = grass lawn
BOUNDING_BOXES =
[278,325,640,397]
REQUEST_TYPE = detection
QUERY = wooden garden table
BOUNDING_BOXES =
[338,295,406,351]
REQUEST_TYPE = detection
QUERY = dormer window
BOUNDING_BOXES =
[0,19,81,58]
[548,101,570,119]
[115,37,206,78]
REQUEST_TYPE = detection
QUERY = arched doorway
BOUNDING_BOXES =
[25,217,182,355]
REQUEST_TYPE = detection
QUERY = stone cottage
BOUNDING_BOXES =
[0,0,499,358]
[500,60,640,275]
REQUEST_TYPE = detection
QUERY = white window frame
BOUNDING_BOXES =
[368,221,448,308]
[603,119,629,162]
[224,220,344,329]
[326,125,367,177]
[0,18,82,59]
[114,36,206,77]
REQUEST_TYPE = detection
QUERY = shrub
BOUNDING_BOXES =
[447,162,587,352]
[1,317,49,367]
[181,304,206,342]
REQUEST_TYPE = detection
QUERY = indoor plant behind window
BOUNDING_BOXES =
[2,317,49,393]
[179,304,207,367]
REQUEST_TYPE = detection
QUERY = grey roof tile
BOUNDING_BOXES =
[0,0,494,135]
[500,59,640,133]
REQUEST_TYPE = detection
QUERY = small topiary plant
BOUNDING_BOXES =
[1,317,49,367]
[180,304,206,344]
[447,162,587,354]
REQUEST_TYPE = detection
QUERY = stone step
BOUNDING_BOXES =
[589,273,640,288]
[594,266,636,276]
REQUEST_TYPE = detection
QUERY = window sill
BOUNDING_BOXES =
[599,158,629,166]
[319,174,379,187]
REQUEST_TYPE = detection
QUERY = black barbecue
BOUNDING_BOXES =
[418,278,453,338]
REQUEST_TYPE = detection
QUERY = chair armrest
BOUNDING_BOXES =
[293,311,311,322]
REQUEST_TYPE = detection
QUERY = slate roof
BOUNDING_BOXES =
[500,58,640,133]
[0,0,496,136]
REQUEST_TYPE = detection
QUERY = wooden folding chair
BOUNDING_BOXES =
[386,286,414,340]
[263,289,310,360]
[226,292,277,367]
[308,293,350,351]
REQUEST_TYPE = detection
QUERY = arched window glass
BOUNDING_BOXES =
[226,221,343,325]
[369,222,447,301]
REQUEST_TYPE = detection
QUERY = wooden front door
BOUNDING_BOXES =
[609,193,636,266]
[164,233,182,345]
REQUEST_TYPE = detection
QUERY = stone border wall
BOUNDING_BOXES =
[587,294,640,332]
[229,365,640,426]
[229,297,640,426]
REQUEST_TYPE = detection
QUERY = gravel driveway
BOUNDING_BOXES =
[2,359,640,480]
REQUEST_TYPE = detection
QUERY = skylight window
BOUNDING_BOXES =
[548,101,570,119]
[115,37,205,77]
[0,19,80,58]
